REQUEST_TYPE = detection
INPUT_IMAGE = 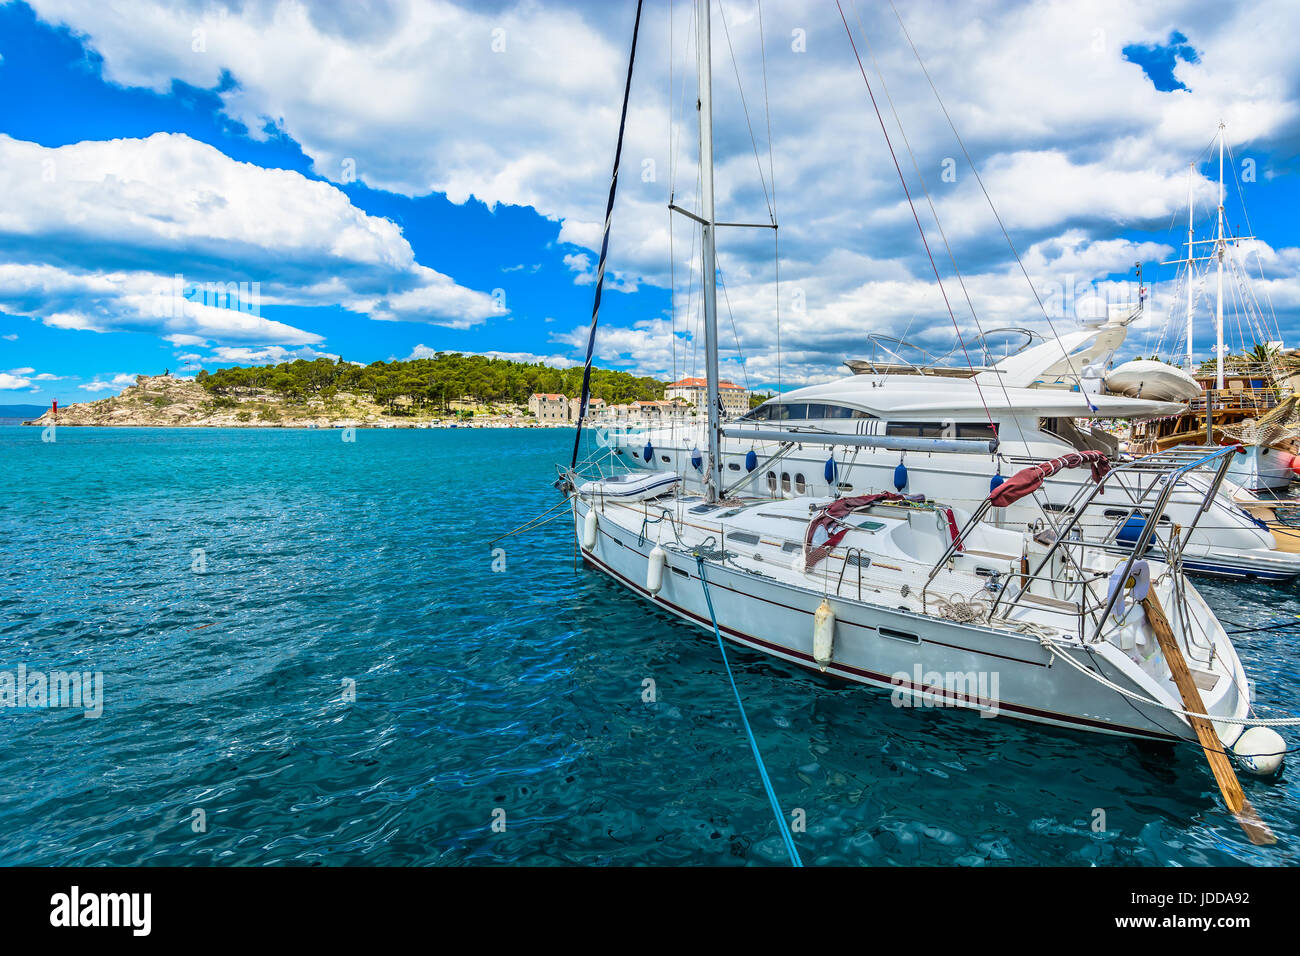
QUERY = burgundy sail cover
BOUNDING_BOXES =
[804,493,904,570]
[987,450,1111,508]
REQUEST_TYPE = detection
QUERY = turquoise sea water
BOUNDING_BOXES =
[2,425,1298,866]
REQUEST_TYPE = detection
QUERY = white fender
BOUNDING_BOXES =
[647,546,666,594]
[813,599,835,669]
[1233,726,1286,776]
[582,508,599,550]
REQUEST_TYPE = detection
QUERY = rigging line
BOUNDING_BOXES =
[1233,255,1272,347]
[716,0,774,220]
[716,266,752,393]
[833,1,996,428]
[1225,139,1281,339]
[688,221,702,382]
[774,224,782,395]
[888,0,1089,399]
[1229,267,1247,355]
[669,0,678,387]
[668,0,696,202]
[669,199,680,388]
[757,0,781,394]
[849,0,1025,445]
[695,554,803,867]
[570,0,645,469]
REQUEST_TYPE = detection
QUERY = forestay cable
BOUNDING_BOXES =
[570,0,645,467]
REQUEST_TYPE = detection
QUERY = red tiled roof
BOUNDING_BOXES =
[668,377,744,390]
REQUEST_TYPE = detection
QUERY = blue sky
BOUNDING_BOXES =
[2,0,1299,407]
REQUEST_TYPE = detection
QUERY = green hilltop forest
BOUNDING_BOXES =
[196,352,667,411]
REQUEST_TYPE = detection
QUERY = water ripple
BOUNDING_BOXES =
[1,425,1298,865]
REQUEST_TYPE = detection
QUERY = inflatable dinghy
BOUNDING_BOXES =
[578,470,680,502]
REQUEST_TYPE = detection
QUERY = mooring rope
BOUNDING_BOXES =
[695,554,802,867]
[487,497,573,549]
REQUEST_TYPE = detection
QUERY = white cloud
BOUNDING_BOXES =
[79,373,139,392]
[0,367,65,389]
[0,132,505,344]
[404,344,574,367]
[206,345,340,366]
[20,0,1300,377]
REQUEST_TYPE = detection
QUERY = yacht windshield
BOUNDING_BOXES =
[743,403,875,421]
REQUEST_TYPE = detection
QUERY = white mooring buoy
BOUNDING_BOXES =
[1232,726,1286,777]
[647,546,666,594]
[813,599,835,670]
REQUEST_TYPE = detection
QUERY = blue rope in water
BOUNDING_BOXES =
[695,554,803,867]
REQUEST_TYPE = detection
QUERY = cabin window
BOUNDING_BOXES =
[742,402,874,422]
[795,473,806,494]
[660,455,670,463]
[766,471,778,494]
[781,472,792,494]
[727,462,741,471]
[837,482,854,492]
[728,532,760,546]
[886,421,945,438]
[957,422,998,440]
[887,421,999,439]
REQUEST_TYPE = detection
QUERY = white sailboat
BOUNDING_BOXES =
[560,1,1288,774]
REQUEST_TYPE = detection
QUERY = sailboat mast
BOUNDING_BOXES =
[1215,121,1226,390]
[696,0,723,502]
[1185,164,1195,369]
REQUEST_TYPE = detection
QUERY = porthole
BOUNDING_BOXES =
[794,473,806,494]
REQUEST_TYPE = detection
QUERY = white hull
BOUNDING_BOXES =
[573,494,1251,743]
[1225,443,1294,493]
